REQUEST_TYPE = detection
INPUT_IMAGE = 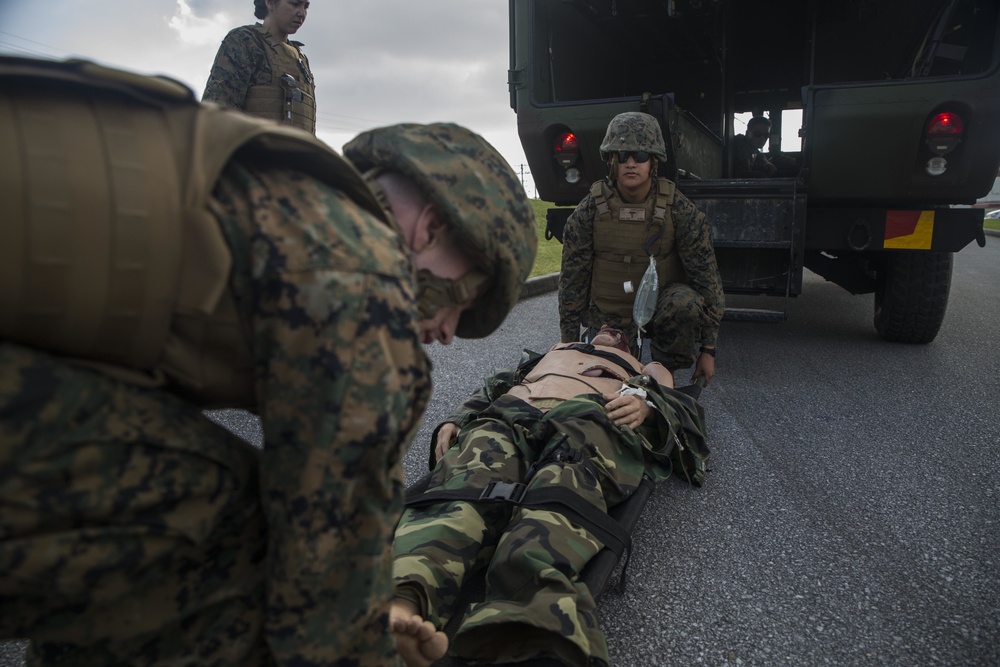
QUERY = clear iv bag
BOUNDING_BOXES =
[632,255,658,331]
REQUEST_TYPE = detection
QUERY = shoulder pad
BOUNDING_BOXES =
[656,177,677,204]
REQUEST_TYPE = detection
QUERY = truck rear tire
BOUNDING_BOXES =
[873,251,953,344]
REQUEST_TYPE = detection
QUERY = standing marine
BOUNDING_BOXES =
[0,55,536,666]
[558,111,725,384]
[203,0,317,133]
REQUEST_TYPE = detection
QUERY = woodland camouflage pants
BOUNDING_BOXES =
[393,394,650,667]
[0,342,274,666]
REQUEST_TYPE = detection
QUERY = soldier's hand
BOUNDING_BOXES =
[692,351,716,386]
[604,392,652,429]
[435,422,461,460]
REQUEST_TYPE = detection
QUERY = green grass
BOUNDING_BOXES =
[529,200,573,277]
[984,218,1000,232]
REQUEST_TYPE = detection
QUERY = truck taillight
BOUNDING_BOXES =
[556,132,579,152]
[554,132,579,167]
[927,112,963,136]
[925,111,963,162]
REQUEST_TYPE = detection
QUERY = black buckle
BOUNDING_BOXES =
[479,481,526,504]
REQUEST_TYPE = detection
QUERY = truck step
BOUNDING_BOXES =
[723,307,787,322]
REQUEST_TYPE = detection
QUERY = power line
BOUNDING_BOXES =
[0,30,68,58]
[0,39,58,59]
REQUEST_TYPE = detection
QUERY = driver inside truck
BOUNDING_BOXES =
[733,115,799,178]
[733,115,779,177]
[390,326,709,667]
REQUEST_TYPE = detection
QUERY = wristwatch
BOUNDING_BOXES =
[700,346,717,358]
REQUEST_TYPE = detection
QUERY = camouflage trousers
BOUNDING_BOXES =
[588,282,708,370]
[0,342,274,666]
[394,395,650,667]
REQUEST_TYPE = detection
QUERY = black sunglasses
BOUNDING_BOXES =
[751,130,769,138]
[617,151,651,163]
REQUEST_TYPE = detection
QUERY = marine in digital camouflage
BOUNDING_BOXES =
[0,59,438,667]
[203,24,316,133]
[1,54,537,667]
[0,157,432,666]
[393,346,709,667]
[559,112,725,370]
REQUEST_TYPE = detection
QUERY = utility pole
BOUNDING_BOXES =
[518,164,535,198]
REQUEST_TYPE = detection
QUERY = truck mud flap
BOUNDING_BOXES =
[545,207,573,243]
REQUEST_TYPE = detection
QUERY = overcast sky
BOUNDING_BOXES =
[0,0,539,194]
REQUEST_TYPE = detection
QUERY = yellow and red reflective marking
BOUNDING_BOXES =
[884,210,934,250]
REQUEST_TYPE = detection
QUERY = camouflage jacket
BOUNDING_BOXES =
[431,354,709,486]
[558,180,725,347]
[733,133,775,177]
[214,159,431,665]
[202,23,314,111]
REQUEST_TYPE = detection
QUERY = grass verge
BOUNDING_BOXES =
[530,199,573,277]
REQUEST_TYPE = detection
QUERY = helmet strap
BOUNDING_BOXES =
[416,268,490,320]
[360,167,405,236]
[606,153,619,181]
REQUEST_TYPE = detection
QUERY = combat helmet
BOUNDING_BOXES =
[344,123,537,339]
[599,112,668,162]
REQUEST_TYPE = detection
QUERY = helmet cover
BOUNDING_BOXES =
[344,123,537,338]
[599,112,667,162]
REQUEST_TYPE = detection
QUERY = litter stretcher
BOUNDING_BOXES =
[403,376,705,667]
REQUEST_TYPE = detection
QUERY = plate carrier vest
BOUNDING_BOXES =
[242,25,317,134]
[0,57,385,406]
[590,177,685,325]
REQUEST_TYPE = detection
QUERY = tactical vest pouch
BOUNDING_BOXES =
[244,84,317,133]
[244,85,284,122]
[0,79,183,369]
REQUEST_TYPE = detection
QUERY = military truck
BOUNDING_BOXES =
[509,0,999,343]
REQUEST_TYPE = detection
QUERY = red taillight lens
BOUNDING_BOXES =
[927,112,963,136]
[555,132,579,153]
[554,132,579,167]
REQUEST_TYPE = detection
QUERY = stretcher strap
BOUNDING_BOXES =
[404,483,632,561]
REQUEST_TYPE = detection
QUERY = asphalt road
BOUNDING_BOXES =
[412,235,1000,666]
[3,235,997,666]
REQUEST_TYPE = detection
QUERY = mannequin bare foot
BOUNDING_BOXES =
[391,598,448,667]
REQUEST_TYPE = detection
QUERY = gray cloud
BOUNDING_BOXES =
[0,0,534,188]
[185,0,249,14]
[304,4,514,133]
